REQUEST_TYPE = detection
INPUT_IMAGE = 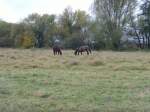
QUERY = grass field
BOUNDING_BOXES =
[0,48,150,112]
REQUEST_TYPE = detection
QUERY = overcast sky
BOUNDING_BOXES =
[0,0,93,23]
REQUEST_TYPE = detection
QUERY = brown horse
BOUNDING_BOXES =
[53,45,62,55]
[74,45,92,55]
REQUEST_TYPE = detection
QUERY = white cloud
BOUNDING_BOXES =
[0,0,93,23]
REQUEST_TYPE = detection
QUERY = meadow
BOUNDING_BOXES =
[0,48,150,112]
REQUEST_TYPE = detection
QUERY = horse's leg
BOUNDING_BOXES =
[89,48,92,54]
[86,50,89,55]
[53,50,55,55]
[78,51,81,55]
[60,50,62,55]
[74,50,77,55]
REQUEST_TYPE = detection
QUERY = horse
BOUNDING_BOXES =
[53,45,62,55]
[74,45,92,55]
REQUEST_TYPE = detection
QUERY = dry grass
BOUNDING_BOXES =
[1,48,150,71]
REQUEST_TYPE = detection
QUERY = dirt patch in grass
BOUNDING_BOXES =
[89,60,105,66]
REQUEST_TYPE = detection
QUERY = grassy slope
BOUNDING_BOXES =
[0,48,150,112]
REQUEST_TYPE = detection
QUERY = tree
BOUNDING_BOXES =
[73,10,90,42]
[138,0,150,48]
[0,20,14,47]
[93,0,137,49]
[23,13,43,48]
[58,7,74,38]
[41,14,57,47]
[10,22,35,48]
[59,8,91,48]
[23,13,57,48]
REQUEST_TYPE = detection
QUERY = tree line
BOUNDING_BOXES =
[0,0,149,50]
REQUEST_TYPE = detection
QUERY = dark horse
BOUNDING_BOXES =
[53,45,62,55]
[74,45,92,55]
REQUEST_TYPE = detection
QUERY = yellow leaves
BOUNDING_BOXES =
[20,33,34,48]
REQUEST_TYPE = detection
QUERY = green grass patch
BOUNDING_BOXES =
[0,49,150,112]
